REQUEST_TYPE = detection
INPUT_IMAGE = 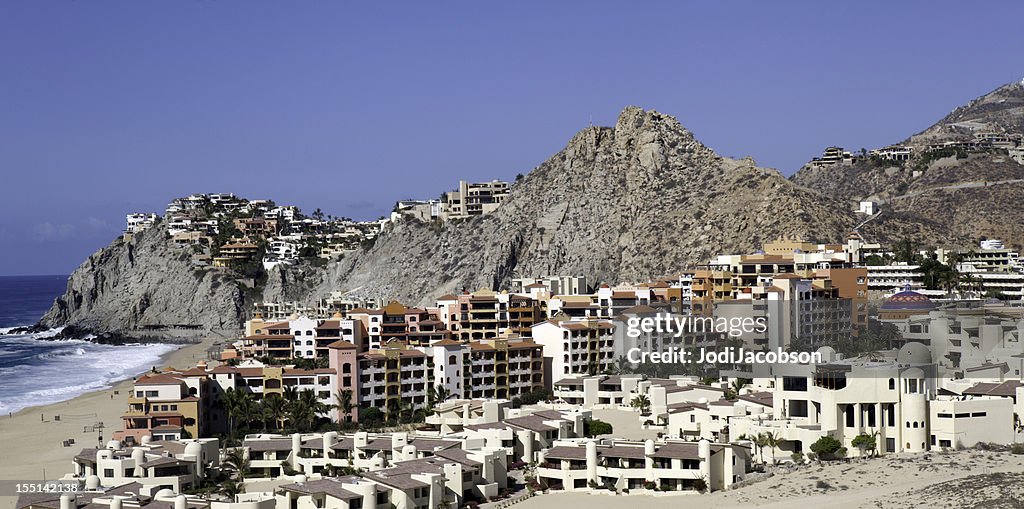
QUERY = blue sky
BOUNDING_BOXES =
[1,1,1022,276]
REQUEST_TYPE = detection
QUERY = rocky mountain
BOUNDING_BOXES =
[791,81,1024,248]
[909,80,1024,147]
[41,107,864,338]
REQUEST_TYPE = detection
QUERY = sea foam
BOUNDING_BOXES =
[0,331,179,415]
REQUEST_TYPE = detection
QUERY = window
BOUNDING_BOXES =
[888,378,895,390]
[782,377,807,392]
[103,469,114,477]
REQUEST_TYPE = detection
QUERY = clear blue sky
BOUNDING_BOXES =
[1,1,1022,276]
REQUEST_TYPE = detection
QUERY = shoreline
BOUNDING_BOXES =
[0,335,221,509]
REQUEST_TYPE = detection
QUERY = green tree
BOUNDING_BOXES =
[222,448,250,483]
[261,393,288,431]
[360,406,384,425]
[809,435,846,461]
[584,418,614,437]
[851,433,877,457]
[630,394,651,415]
[892,238,918,264]
[333,390,354,423]
[220,478,243,499]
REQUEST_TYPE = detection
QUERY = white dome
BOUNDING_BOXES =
[897,342,932,365]
[184,442,203,457]
[154,489,176,500]
[85,475,100,490]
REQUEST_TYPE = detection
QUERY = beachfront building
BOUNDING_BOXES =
[71,437,219,493]
[336,333,545,423]
[206,361,336,404]
[116,372,206,443]
[730,344,938,459]
[879,297,1024,372]
[235,314,366,359]
[277,445,508,509]
[535,438,751,492]
[929,395,1015,449]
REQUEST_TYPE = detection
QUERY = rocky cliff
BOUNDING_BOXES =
[40,226,247,339]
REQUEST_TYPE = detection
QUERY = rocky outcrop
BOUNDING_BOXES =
[268,107,862,305]
[39,226,248,339]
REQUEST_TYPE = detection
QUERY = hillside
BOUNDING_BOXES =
[41,107,862,337]
[791,82,1024,248]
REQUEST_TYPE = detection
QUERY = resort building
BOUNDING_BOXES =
[71,437,220,493]
[535,438,751,492]
[116,372,205,443]
[532,316,616,384]
[436,290,543,340]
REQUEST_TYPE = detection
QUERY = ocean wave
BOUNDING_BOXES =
[0,340,179,415]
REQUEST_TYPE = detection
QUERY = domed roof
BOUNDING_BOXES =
[881,288,935,311]
[897,342,932,365]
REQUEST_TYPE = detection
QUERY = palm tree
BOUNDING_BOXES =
[763,432,780,465]
[220,478,243,499]
[289,389,327,432]
[222,388,258,436]
[282,385,299,403]
[615,356,632,375]
[753,433,769,464]
[333,390,354,423]
[262,393,288,431]
[398,399,416,424]
[386,398,401,423]
[434,385,451,404]
[630,394,651,416]
[222,448,250,483]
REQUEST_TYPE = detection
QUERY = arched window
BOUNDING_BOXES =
[888,378,895,390]
[343,364,351,373]
[448,355,457,365]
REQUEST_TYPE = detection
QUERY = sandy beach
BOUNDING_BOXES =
[0,337,220,509]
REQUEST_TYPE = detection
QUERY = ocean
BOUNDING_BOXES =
[0,275,178,415]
